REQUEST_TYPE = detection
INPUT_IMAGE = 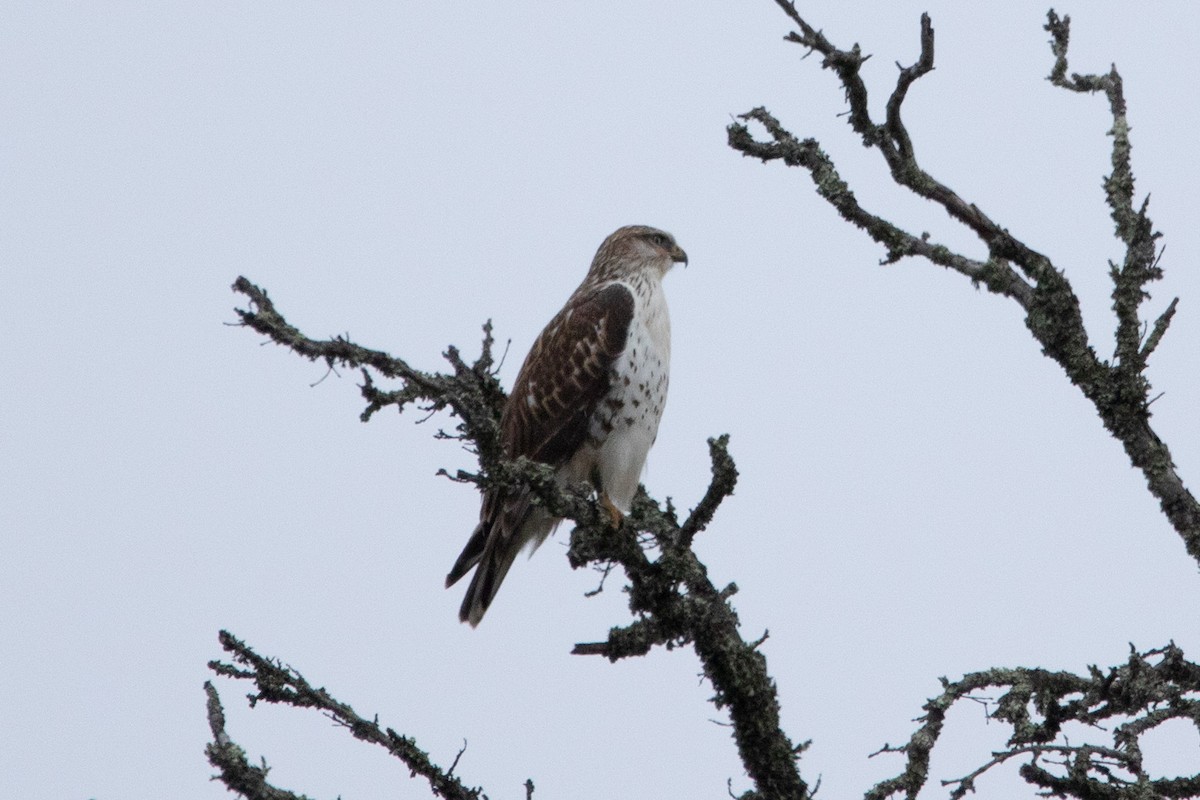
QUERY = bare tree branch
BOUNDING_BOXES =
[229,280,809,799]
[207,631,486,800]
[726,107,1035,304]
[231,276,506,466]
[205,680,313,800]
[721,5,1200,797]
[864,644,1200,800]
[729,6,1200,566]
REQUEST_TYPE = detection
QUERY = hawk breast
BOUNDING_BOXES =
[585,274,671,511]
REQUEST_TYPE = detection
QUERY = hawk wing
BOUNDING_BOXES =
[503,281,635,465]
[445,282,635,624]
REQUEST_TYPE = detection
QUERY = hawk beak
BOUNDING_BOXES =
[672,245,688,266]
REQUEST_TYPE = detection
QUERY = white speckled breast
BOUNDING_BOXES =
[590,274,671,511]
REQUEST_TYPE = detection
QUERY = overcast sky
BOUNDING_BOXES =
[3,2,1198,799]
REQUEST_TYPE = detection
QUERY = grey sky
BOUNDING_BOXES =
[3,2,1198,798]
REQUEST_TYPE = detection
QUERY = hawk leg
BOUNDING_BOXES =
[599,491,624,528]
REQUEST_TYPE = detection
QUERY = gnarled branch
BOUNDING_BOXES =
[865,644,1200,800]
[228,279,808,800]
[207,631,484,800]
[729,6,1200,566]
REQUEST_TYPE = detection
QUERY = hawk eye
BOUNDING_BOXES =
[651,233,670,248]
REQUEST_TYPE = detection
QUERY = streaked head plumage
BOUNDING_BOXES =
[587,225,687,282]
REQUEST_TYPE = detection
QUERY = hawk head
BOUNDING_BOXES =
[587,225,688,283]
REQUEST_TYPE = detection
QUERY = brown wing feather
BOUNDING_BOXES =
[444,282,634,625]
[502,282,634,465]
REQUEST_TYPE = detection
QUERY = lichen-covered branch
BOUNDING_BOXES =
[229,280,808,799]
[725,4,1200,797]
[729,5,1200,565]
[206,631,484,800]
[231,276,506,465]
[864,644,1200,800]
[726,108,1034,306]
[1041,11,1199,560]
[565,436,804,800]
[205,680,314,800]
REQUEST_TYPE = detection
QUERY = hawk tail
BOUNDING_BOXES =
[446,496,524,627]
[445,522,486,589]
[456,541,522,627]
[447,493,556,626]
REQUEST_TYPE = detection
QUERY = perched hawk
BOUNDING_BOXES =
[446,225,687,626]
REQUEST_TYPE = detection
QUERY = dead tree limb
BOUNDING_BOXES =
[206,631,484,800]
[725,4,1200,798]
[728,4,1200,565]
[866,644,1200,800]
[228,277,808,800]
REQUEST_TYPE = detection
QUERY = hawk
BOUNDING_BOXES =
[446,225,687,626]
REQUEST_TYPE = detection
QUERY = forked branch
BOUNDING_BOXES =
[729,7,1200,565]
[728,5,1200,798]
[227,279,808,799]
[865,644,1200,800]
[207,631,484,800]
